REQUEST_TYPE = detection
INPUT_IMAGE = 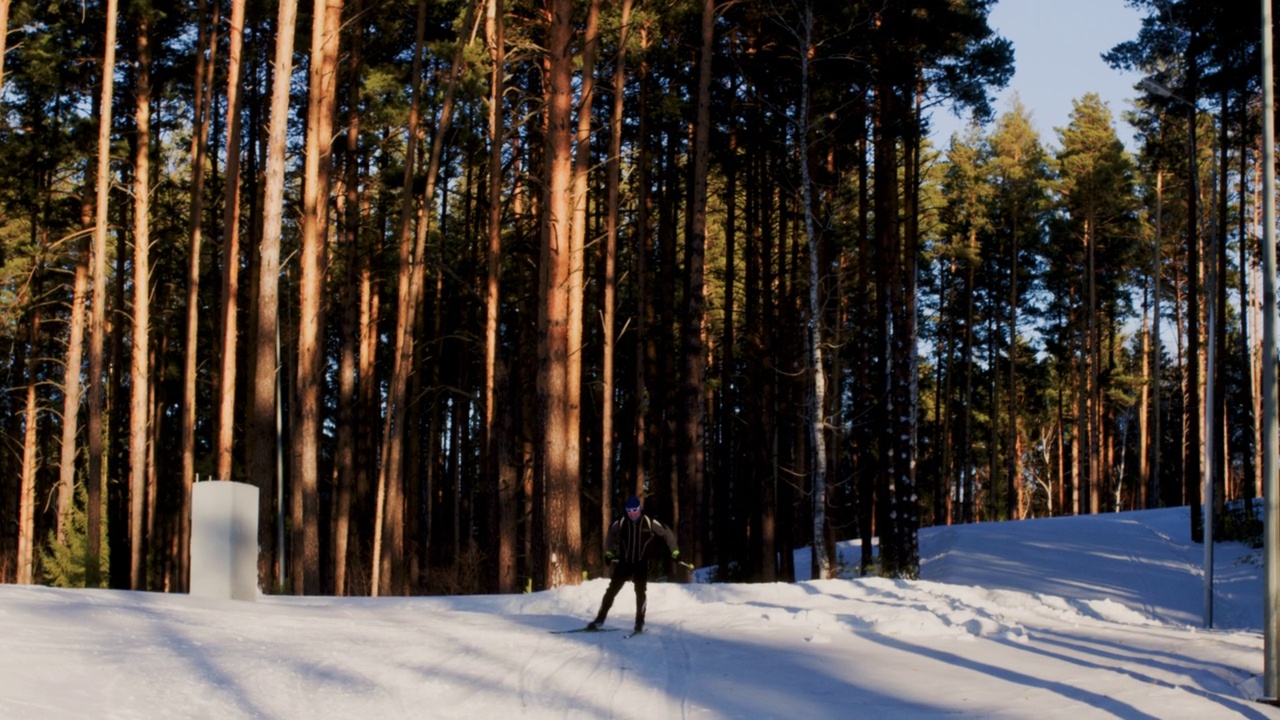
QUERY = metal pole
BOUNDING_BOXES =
[1262,0,1279,700]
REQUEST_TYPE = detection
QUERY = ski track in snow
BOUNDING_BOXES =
[658,623,693,719]
[2,508,1276,718]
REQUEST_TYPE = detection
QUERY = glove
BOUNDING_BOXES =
[605,551,617,564]
[671,550,681,561]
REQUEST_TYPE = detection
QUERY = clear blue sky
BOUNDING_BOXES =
[929,0,1145,151]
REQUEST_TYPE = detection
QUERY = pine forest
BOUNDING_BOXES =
[0,0,1269,596]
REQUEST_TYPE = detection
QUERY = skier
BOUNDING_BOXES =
[586,495,681,634]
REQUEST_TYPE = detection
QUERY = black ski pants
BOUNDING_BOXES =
[594,560,648,629]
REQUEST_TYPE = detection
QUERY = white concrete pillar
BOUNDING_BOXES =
[190,481,259,601]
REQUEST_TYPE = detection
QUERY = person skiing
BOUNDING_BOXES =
[586,495,681,634]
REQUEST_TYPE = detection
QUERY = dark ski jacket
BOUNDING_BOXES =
[606,513,679,564]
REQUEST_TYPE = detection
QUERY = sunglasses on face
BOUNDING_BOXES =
[626,506,641,515]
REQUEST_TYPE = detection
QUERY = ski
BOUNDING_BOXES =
[624,630,644,639]
[550,626,619,634]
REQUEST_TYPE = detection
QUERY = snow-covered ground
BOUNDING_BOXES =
[2,507,1277,718]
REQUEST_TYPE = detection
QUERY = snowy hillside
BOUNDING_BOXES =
[2,507,1276,718]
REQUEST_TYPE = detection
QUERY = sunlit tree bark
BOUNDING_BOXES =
[294,0,344,596]
[127,1,154,589]
[539,0,581,589]
[57,210,91,547]
[86,0,120,590]
[214,0,247,490]
[0,0,10,98]
[178,0,218,591]
[252,0,300,591]
[17,301,40,584]
[569,0,598,566]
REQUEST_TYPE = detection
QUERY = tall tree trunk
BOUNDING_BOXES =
[960,253,976,525]
[294,0,343,596]
[374,0,473,595]
[569,0,599,565]
[893,100,921,576]
[357,229,379,590]
[372,0,427,597]
[1075,321,1087,516]
[936,258,955,525]
[1008,205,1020,519]
[718,103,738,571]
[678,0,714,565]
[1088,213,1100,515]
[483,0,515,593]
[794,3,830,580]
[1238,116,1256,507]
[539,0,581,588]
[854,126,874,571]
[987,314,999,520]
[108,98,130,591]
[420,0,470,585]
[1150,168,1164,508]
[1184,79,1202,542]
[333,0,364,597]
[178,0,219,591]
[252,0,300,592]
[1174,256,1187,507]
[1152,167,1162,504]
[17,303,40,584]
[216,0,248,484]
[1056,391,1065,515]
[58,196,92,547]
[128,4,154,589]
[633,29,652,504]
[1212,93,1227,513]
[600,0,632,542]
[872,42,900,571]
[1140,269,1151,509]
[86,0,120,590]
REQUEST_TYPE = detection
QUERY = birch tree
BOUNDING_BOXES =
[785,1,832,580]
